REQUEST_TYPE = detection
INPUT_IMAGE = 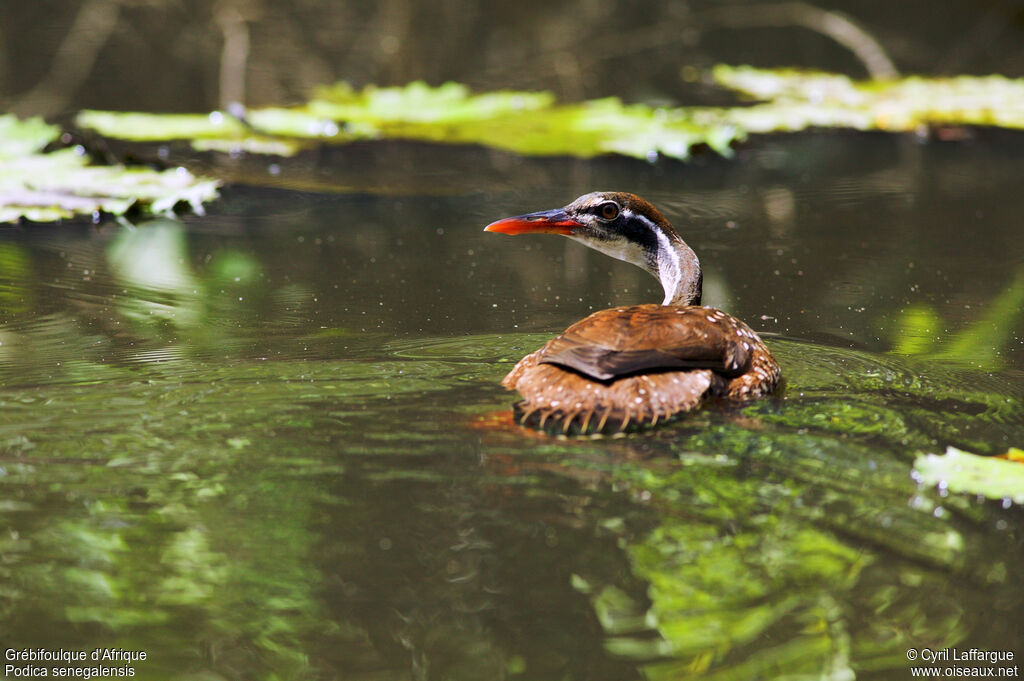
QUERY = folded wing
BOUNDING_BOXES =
[537,305,754,381]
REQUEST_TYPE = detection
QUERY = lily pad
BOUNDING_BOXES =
[73,70,1024,166]
[77,83,738,161]
[997,448,1024,462]
[76,109,316,156]
[0,114,60,160]
[16,69,1024,222]
[75,110,249,141]
[913,446,1024,504]
[713,65,1024,132]
[0,114,220,224]
[308,80,555,124]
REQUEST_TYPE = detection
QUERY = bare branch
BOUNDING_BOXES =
[216,1,251,109]
[700,2,899,80]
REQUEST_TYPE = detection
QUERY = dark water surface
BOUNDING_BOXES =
[2,132,1023,679]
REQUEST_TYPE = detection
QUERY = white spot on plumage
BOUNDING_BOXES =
[496,194,780,432]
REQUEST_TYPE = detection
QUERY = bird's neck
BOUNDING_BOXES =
[653,236,702,306]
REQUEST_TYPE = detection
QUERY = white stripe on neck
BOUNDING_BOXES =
[628,209,682,305]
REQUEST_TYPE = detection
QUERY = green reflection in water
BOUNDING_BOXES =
[473,337,1022,680]
[887,267,1024,370]
[107,219,202,329]
[0,331,1020,679]
[0,209,1022,680]
[939,268,1024,367]
[0,242,33,316]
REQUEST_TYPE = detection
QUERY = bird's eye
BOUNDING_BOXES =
[598,202,619,220]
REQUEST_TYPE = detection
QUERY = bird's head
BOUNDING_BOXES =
[484,191,702,306]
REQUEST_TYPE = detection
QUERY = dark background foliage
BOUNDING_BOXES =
[3,0,1024,117]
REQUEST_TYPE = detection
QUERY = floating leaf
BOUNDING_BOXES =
[309,80,555,124]
[913,446,1024,504]
[0,114,220,224]
[76,84,739,161]
[77,109,316,156]
[16,69,1024,223]
[996,448,1024,463]
[0,114,60,160]
[76,110,249,141]
[73,70,1024,166]
[713,65,1024,132]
